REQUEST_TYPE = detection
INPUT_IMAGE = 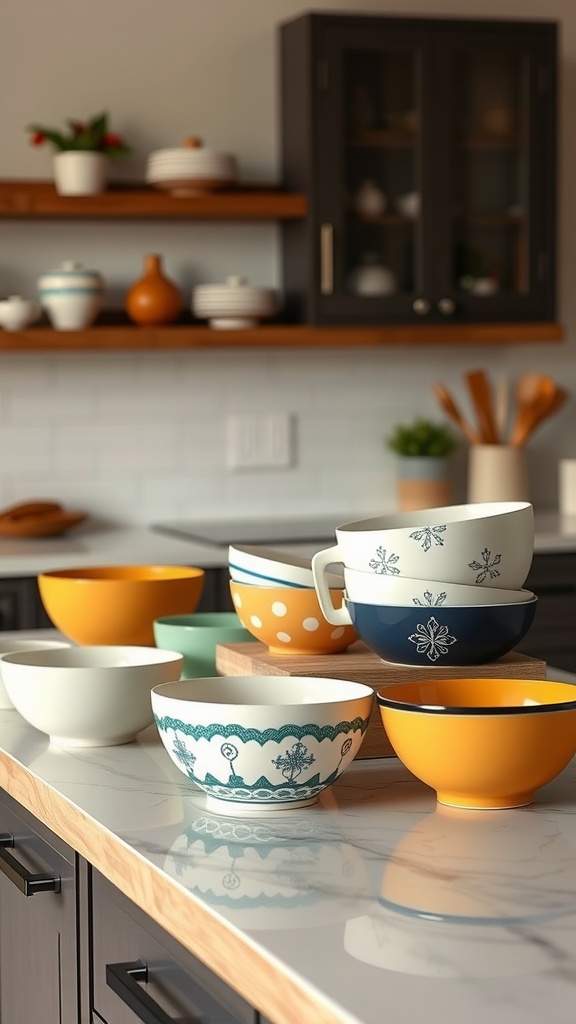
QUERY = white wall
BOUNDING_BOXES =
[0,0,574,524]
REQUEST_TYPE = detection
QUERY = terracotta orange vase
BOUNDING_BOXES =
[125,253,183,325]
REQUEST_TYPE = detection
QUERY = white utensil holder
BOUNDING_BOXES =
[468,445,529,503]
[559,459,576,516]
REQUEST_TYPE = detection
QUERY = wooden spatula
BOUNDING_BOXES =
[433,382,479,444]
[464,369,499,444]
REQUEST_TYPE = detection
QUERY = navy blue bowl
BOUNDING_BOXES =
[347,597,538,667]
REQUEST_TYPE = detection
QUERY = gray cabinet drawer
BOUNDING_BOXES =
[91,869,256,1024]
[0,790,78,1024]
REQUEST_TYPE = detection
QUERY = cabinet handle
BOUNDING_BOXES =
[320,223,334,295]
[106,960,199,1024]
[412,297,431,316]
[437,297,455,316]
[0,833,61,896]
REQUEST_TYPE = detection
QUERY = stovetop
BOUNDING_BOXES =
[151,515,356,547]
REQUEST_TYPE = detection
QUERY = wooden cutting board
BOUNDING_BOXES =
[215,641,548,760]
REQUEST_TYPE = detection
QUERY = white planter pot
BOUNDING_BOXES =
[53,152,108,196]
[38,260,105,330]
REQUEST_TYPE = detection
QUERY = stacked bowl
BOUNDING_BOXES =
[228,543,357,655]
[146,136,237,196]
[311,501,537,667]
[192,276,278,330]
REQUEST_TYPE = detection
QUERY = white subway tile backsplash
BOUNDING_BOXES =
[0,340,571,523]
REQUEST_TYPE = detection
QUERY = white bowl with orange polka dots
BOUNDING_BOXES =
[229,581,357,656]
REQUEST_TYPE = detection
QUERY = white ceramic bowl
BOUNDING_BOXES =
[228,543,344,589]
[341,566,535,608]
[0,295,42,331]
[0,638,71,709]
[312,501,534,623]
[192,276,277,329]
[152,675,374,814]
[1,646,184,747]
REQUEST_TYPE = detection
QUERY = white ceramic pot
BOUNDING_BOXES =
[0,295,42,330]
[346,253,397,297]
[192,275,278,329]
[38,260,105,330]
[53,151,108,196]
[353,179,387,218]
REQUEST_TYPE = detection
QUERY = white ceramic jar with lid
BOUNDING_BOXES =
[38,260,105,330]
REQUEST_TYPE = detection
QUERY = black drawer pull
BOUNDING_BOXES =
[106,961,201,1024]
[0,833,61,896]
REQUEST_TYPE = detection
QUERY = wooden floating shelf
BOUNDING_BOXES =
[0,321,564,351]
[0,180,307,220]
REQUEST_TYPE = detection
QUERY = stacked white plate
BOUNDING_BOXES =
[146,136,237,195]
[192,275,278,329]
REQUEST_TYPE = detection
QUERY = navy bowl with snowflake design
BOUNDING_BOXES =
[347,597,538,666]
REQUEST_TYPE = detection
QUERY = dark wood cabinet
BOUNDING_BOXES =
[520,553,576,672]
[0,790,79,1024]
[280,12,557,327]
[91,869,257,1024]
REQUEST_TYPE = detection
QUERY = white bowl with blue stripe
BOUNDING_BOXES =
[229,543,343,590]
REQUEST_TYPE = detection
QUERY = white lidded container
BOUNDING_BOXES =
[38,260,105,330]
[192,275,278,329]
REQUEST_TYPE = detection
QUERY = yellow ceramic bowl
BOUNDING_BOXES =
[38,565,205,646]
[377,677,576,810]
[229,580,357,655]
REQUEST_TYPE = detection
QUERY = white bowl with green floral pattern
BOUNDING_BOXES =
[151,675,374,815]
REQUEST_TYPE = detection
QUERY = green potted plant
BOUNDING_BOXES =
[26,112,132,196]
[385,418,458,511]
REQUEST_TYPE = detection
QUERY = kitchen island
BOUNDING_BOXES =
[0,637,575,1024]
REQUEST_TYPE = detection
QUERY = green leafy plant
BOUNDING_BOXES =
[386,418,458,457]
[26,112,131,157]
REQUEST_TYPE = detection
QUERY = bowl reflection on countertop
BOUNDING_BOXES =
[344,907,576,979]
[344,802,576,978]
[379,804,576,923]
[165,806,367,930]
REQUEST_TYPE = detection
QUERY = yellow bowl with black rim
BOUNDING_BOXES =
[377,677,576,810]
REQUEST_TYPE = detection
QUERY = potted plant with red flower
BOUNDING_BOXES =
[26,112,132,196]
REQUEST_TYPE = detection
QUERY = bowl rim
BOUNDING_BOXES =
[376,677,576,715]
[346,595,538,610]
[152,674,374,706]
[37,564,205,581]
[337,501,533,533]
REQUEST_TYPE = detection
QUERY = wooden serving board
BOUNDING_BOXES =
[215,641,548,760]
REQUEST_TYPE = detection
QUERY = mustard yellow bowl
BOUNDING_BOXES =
[38,565,205,646]
[229,580,357,655]
[377,677,576,810]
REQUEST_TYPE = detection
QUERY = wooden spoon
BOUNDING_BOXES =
[433,382,480,444]
[464,369,499,444]
[510,384,569,447]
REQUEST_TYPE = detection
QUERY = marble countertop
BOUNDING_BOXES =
[0,509,573,578]
[1,633,576,1024]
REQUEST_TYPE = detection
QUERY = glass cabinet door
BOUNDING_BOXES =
[431,25,556,320]
[315,26,435,322]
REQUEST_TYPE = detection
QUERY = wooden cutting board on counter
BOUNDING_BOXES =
[215,641,548,759]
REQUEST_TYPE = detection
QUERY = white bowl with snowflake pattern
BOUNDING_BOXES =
[151,675,374,814]
[342,567,534,609]
[312,502,534,626]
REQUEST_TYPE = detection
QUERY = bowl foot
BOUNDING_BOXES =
[437,791,534,810]
[49,733,138,748]
[205,794,320,816]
